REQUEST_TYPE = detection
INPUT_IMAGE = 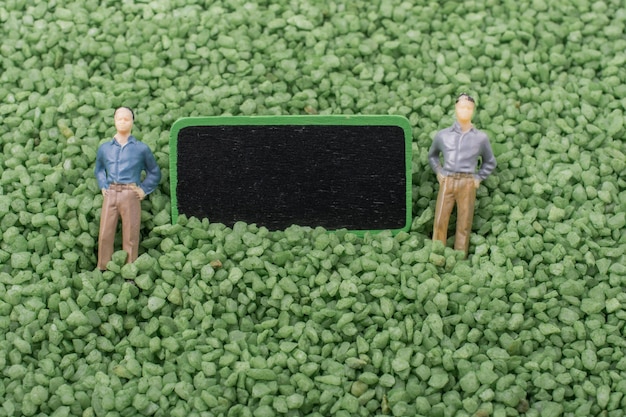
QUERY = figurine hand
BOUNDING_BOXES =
[436,172,445,184]
[101,188,108,197]
[474,178,481,189]
[133,185,146,200]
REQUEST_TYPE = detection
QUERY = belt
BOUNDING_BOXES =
[109,183,136,191]
[447,173,474,178]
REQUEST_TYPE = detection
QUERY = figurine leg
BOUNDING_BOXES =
[97,192,120,270]
[119,188,141,264]
[433,177,455,246]
[454,177,477,256]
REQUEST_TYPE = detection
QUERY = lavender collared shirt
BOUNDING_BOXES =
[428,122,497,181]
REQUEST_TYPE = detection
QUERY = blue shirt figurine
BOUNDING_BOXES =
[95,107,161,270]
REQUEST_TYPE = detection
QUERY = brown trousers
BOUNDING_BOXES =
[433,174,477,256]
[97,184,141,270]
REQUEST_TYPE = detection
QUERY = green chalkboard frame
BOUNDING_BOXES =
[169,115,413,235]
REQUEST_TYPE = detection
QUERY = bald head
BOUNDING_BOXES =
[114,107,134,120]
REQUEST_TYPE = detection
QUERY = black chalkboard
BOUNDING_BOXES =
[170,116,412,234]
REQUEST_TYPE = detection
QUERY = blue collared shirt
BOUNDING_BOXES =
[95,135,161,194]
[428,122,497,181]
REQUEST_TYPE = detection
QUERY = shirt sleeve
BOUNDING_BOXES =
[138,145,161,195]
[95,145,109,190]
[428,133,443,175]
[476,137,497,181]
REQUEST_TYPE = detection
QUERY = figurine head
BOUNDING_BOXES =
[455,93,475,124]
[114,107,134,135]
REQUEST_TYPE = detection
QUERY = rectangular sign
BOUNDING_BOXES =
[170,115,412,235]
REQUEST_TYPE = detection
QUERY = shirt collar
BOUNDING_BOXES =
[111,135,137,146]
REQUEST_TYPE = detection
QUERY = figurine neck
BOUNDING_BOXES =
[115,133,131,146]
[457,121,473,133]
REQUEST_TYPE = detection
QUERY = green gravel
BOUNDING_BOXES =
[1,0,625,416]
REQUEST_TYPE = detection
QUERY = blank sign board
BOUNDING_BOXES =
[169,115,412,234]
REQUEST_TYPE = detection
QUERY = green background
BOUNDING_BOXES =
[0,1,625,416]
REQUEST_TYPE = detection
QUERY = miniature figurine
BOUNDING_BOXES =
[428,93,496,257]
[95,107,161,270]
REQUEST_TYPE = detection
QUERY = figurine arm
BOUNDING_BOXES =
[95,145,109,191]
[428,136,444,175]
[475,138,496,181]
[138,146,161,196]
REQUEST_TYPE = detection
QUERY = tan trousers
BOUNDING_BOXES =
[433,174,477,257]
[97,184,141,270]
